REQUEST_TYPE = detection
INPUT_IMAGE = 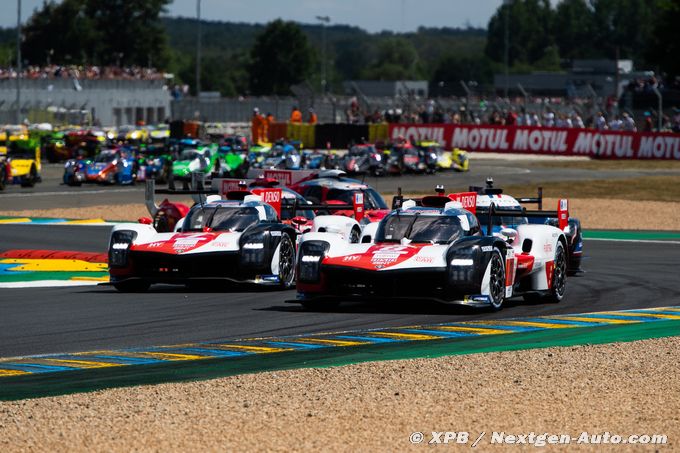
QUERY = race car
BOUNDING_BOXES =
[171,147,219,181]
[289,170,390,223]
[0,138,42,189]
[63,148,136,185]
[341,144,385,176]
[295,191,570,310]
[470,178,583,275]
[418,141,469,172]
[109,187,318,292]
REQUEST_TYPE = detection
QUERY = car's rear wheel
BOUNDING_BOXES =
[0,165,6,191]
[278,234,296,288]
[487,249,505,310]
[113,280,150,293]
[20,165,37,188]
[545,242,567,303]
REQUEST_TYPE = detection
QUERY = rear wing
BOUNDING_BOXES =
[469,183,544,210]
[479,199,569,236]
[392,186,477,214]
[147,175,365,222]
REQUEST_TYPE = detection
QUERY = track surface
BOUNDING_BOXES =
[1,224,679,358]
[1,159,677,210]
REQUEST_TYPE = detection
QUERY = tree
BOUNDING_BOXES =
[22,0,98,65]
[553,0,596,60]
[485,0,555,67]
[248,20,315,95]
[21,0,171,67]
[85,0,171,67]
[646,0,680,77]
[430,55,496,94]
[360,37,422,80]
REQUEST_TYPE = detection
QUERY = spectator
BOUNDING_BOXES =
[308,108,318,124]
[595,112,608,130]
[251,107,265,143]
[289,106,302,123]
[622,112,636,132]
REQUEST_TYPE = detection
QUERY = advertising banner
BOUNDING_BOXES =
[388,124,680,160]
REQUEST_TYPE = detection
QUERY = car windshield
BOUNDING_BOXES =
[95,152,117,163]
[280,195,315,220]
[376,213,464,244]
[179,150,201,161]
[326,188,388,210]
[349,146,373,156]
[183,206,260,232]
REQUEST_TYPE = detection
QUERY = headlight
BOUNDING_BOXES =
[109,230,137,267]
[240,234,266,266]
[298,241,329,282]
[448,246,478,283]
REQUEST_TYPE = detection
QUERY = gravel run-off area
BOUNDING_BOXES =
[1,337,678,452]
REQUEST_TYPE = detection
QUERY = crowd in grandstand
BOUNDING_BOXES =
[0,65,165,81]
[356,97,680,132]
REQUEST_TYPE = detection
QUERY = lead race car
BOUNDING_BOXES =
[295,190,570,310]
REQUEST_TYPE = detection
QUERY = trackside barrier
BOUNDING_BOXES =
[287,123,315,149]
[368,123,389,143]
[267,122,289,142]
[388,123,680,160]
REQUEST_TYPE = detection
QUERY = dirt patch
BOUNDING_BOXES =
[531,159,680,171]
[2,198,679,231]
[1,336,677,452]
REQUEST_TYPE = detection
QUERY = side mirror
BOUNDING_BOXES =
[291,216,308,225]
[138,217,153,225]
[500,228,517,243]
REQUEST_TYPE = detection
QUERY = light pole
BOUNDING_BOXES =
[316,15,330,94]
[16,0,22,124]
[196,0,202,97]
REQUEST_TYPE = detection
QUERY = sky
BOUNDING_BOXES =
[3,0,503,32]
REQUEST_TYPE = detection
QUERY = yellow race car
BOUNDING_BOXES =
[0,138,42,189]
[417,141,469,172]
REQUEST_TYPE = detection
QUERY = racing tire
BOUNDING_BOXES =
[278,234,296,288]
[349,226,361,244]
[545,242,567,303]
[113,280,150,293]
[486,249,506,311]
[0,166,6,191]
[20,165,37,188]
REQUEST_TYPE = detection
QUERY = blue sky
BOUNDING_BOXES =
[4,0,502,32]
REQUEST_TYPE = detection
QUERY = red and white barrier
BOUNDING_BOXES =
[389,124,680,160]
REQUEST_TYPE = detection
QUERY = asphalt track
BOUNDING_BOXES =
[1,224,679,358]
[1,160,678,210]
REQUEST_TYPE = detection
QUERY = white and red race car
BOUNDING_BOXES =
[295,191,570,310]
[109,182,363,292]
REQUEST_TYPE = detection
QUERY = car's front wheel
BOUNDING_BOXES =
[486,249,506,310]
[545,242,567,303]
[278,234,296,288]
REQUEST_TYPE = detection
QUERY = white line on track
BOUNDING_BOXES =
[0,188,142,198]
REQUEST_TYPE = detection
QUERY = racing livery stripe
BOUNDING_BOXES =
[1,305,679,378]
